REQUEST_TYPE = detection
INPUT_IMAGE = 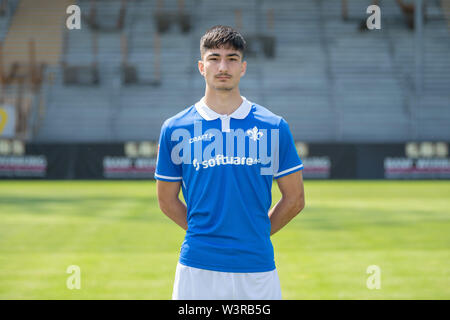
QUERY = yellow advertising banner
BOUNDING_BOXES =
[0,105,15,138]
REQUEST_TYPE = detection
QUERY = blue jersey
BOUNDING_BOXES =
[154,97,303,273]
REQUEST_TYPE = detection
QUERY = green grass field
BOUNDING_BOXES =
[0,180,449,299]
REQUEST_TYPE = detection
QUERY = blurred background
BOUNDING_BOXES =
[0,0,449,300]
[0,0,449,179]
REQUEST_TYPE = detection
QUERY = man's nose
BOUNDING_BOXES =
[218,59,228,72]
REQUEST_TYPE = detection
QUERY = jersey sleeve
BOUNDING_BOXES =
[154,120,183,182]
[273,117,303,179]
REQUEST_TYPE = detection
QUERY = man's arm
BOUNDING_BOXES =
[156,180,188,230]
[268,170,305,236]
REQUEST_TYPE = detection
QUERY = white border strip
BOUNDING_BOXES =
[154,173,182,180]
[274,164,304,178]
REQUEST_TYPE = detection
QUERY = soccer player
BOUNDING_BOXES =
[155,25,305,300]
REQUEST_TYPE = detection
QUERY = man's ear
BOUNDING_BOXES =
[198,60,205,76]
[240,60,247,77]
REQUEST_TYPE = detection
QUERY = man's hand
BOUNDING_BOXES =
[156,180,188,230]
[268,170,305,236]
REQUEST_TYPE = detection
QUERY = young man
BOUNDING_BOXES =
[155,25,305,300]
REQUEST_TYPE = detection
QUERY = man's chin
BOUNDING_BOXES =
[212,84,235,91]
[216,87,233,91]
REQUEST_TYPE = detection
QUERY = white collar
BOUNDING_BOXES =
[195,96,252,121]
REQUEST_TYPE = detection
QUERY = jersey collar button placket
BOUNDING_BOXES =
[220,115,231,132]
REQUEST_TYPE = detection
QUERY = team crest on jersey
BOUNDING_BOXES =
[246,126,263,141]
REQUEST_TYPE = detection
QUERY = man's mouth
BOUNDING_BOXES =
[215,75,231,80]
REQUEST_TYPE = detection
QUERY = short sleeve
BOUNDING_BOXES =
[154,120,183,181]
[273,118,303,179]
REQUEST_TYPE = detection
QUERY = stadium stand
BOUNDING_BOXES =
[0,0,449,143]
[0,0,72,139]
[0,0,19,41]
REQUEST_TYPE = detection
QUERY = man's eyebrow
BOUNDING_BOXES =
[206,53,241,58]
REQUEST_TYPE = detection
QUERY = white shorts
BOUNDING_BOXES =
[172,262,282,300]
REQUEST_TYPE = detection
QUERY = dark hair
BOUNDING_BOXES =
[200,25,246,58]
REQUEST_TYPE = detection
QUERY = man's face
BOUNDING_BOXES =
[198,46,247,91]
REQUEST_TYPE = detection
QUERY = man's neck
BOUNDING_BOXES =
[203,87,243,116]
